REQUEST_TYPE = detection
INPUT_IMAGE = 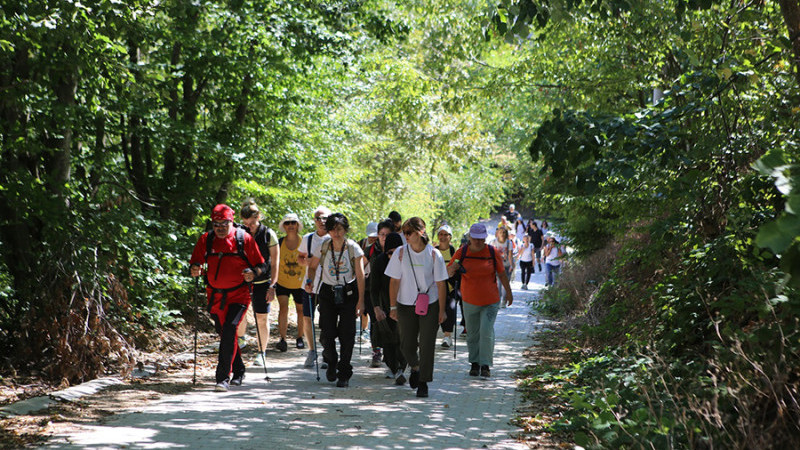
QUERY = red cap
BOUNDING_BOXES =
[211,204,234,222]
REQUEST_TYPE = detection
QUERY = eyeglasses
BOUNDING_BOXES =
[212,221,230,228]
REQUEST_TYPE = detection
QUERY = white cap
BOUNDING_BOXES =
[437,224,452,235]
[279,213,303,233]
[366,222,378,237]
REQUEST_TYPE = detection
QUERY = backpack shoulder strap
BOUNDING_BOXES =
[205,231,214,259]
[279,236,285,247]
[307,233,313,255]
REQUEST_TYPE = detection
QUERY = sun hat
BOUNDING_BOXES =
[366,222,378,237]
[211,204,234,222]
[437,224,452,235]
[468,223,488,239]
[279,213,303,233]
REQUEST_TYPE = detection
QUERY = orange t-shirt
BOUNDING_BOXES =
[450,245,504,306]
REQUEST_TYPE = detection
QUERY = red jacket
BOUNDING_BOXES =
[190,229,265,307]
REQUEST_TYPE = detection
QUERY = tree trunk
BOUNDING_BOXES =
[779,0,800,88]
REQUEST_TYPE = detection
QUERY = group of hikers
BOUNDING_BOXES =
[188,201,562,398]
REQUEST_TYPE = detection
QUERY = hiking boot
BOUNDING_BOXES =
[252,352,266,367]
[237,336,247,350]
[480,365,491,378]
[370,349,382,368]
[304,350,317,368]
[469,362,480,376]
[441,336,452,348]
[522,284,528,290]
[214,381,229,392]
[461,328,467,336]
[409,370,420,389]
[230,373,245,386]
[276,338,288,352]
[336,378,349,388]
[326,362,337,382]
[296,337,305,349]
[416,382,429,398]
[395,370,407,386]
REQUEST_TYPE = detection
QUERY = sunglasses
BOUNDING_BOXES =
[315,216,328,222]
[284,221,298,225]
[212,221,230,228]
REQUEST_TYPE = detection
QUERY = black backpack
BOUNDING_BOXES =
[205,226,251,279]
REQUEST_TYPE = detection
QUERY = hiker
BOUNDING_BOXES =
[299,206,331,368]
[189,204,267,391]
[275,213,307,352]
[434,224,457,348]
[307,213,366,387]
[504,203,521,224]
[491,227,515,308]
[386,217,448,398]
[527,221,544,272]
[370,230,407,384]
[543,233,564,287]
[519,235,534,290]
[238,202,279,366]
[359,221,382,368]
[447,223,512,379]
[389,210,406,244]
[540,219,550,235]
[514,218,526,242]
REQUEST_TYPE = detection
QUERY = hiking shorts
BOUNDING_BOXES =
[251,282,272,315]
[275,284,308,314]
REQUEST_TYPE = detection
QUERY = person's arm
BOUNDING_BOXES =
[437,280,447,324]
[355,253,365,317]
[497,258,513,306]
[268,243,279,301]
[446,247,463,278]
[388,277,400,321]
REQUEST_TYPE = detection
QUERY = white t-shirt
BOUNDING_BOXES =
[313,239,364,286]
[384,244,448,306]
[520,243,533,262]
[301,231,330,294]
[545,245,562,266]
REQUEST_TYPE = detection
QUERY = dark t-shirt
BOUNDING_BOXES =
[528,228,544,248]
[504,210,520,223]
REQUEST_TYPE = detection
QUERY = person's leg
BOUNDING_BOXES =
[535,248,542,271]
[292,291,305,344]
[216,303,247,383]
[396,304,420,370]
[277,294,289,341]
[478,301,500,367]
[545,263,553,286]
[302,293,316,352]
[317,288,338,379]
[417,301,440,383]
[335,292,358,381]
[442,293,455,335]
[461,302,482,365]
[236,306,248,347]
[552,265,560,284]
[250,283,271,356]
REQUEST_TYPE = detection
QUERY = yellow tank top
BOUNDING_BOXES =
[277,237,304,289]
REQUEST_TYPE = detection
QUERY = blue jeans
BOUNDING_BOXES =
[462,301,500,367]
[545,263,560,286]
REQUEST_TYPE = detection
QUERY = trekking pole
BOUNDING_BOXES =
[249,279,271,382]
[193,276,200,385]
[310,294,320,381]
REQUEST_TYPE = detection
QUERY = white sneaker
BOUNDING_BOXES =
[214,381,229,392]
[253,352,266,367]
[441,336,452,348]
[304,350,317,368]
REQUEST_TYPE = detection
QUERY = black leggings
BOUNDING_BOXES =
[520,260,534,285]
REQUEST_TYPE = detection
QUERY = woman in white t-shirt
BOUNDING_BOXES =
[386,217,448,399]
[519,235,534,290]
[543,233,564,287]
[308,213,365,388]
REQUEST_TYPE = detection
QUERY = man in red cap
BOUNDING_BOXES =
[189,204,267,391]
